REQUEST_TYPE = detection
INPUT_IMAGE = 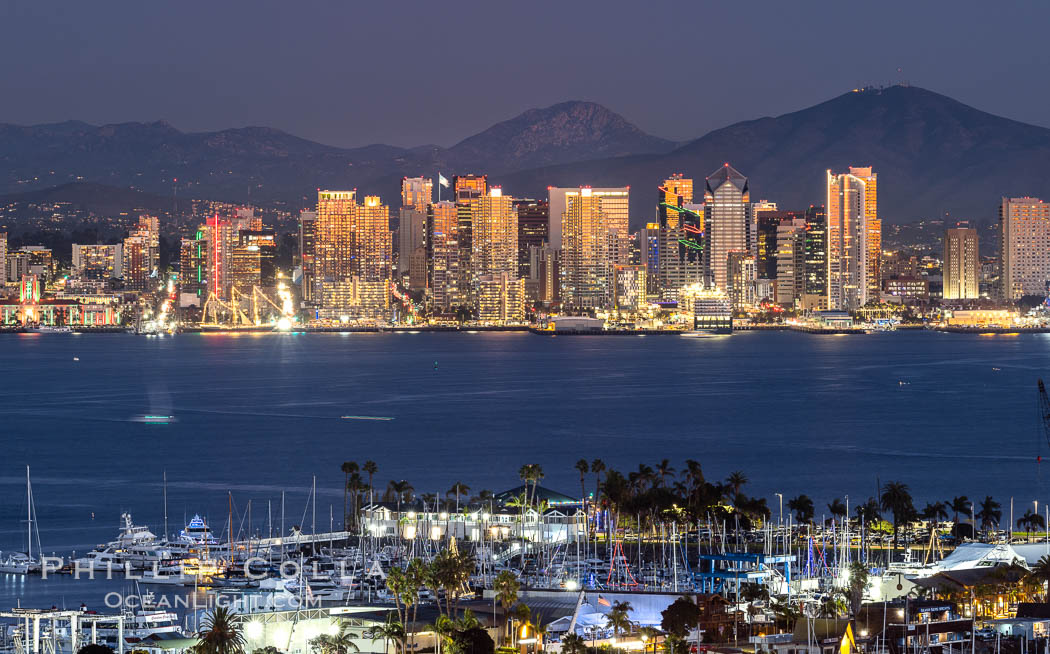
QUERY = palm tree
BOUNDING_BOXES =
[1018,509,1046,542]
[949,495,970,526]
[727,471,747,496]
[447,481,469,511]
[561,633,586,654]
[387,480,414,521]
[656,460,676,487]
[346,463,363,529]
[364,617,405,654]
[362,460,378,505]
[787,495,814,524]
[1029,555,1050,599]
[347,472,365,530]
[591,459,606,512]
[194,606,245,654]
[880,481,916,554]
[309,621,359,654]
[827,498,847,522]
[977,496,1002,535]
[575,459,589,511]
[493,570,520,646]
[607,601,634,638]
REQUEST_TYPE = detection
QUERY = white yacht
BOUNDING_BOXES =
[0,552,32,575]
[72,548,123,572]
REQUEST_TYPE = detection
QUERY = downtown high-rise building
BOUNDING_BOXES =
[298,210,317,304]
[0,233,7,283]
[560,187,611,311]
[703,164,750,293]
[426,201,461,312]
[314,190,392,319]
[72,244,123,282]
[826,168,877,311]
[470,188,523,323]
[399,177,433,291]
[401,176,433,211]
[774,218,807,306]
[653,176,704,300]
[122,215,159,291]
[658,174,694,229]
[943,225,980,300]
[549,187,629,260]
[179,234,206,304]
[999,197,1050,300]
[454,175,487,306]
[803,205,828,311]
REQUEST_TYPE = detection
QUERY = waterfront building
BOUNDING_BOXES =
[803,205,828,311]
[999,197,1050,300]
[755,209,799,281]
[454,174,487,306]
[314,191,391,319]
[477,272,525,324]
[827,168,876,311]
[72,244,122,282]
[469,187,518,296]
[427,201,461,313]
[530,246,560,305]
[549,187,629,260]
[704,164,750,292]
[883,276,929,300]
[515,199,549,280]
[121,236,150,291]
[560,187,611,310]
[179,235,206,306]
[613,264,646,312]
[775,218,807,307]
[298,210,317,304]
[943,225,980,300]
[229,230,276,294]
[726,252,757,310]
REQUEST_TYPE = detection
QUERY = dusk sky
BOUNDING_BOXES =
[3,1,1049,148]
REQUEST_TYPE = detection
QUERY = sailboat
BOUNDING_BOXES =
[0,466,44,574]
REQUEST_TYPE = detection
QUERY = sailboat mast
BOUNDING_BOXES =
[163,470,168,540]
[26,465,31,561]
[228,492,233,562]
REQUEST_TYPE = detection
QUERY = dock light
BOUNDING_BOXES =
[244,621,263,639]
[482,513,490,520]
[276,317,292,331]
[440,512,448,520]
[327,622,340,636]
[565,580,578,591]
[407,511,416,519]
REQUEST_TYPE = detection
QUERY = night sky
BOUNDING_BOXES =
[2,1,1048,148]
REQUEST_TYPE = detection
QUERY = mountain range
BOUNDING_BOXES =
[3,85,1050,228]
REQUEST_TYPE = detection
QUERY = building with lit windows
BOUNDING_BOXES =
[802,205,828,311]
[727,252,757,310]
[943,225,980,300]
[614,265,646,312]
[453,175,487,305]
[401,176,433,211]
[298,210,317,304]
[122,236,150,291]
[72,244,122,282]
[755,209,799,281]
[549,187,629,263]
[638,223,661,299]
[477,272,525,324]
[704,164,750,293]
[469,188,521,322]
[179,235,206,306]
[515,199,548,279]
[560,187,611,310]
[0,233,6,282]
[427,201,461,312]
[398,177,433,291]
[229,231,276,294]
[827,169,876,310]
[999,197,1050,300]
[775,219,807,307]
[658,174,694,229]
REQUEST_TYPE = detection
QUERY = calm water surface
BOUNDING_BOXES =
[1,329,1049,603]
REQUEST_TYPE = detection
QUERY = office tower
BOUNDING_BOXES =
[755,209,799,280]
[129,215,160,277]
[775,219,807,306]
[1000,197,1050,300]
[427,201,461,312]
[658,174,693,229]
[548,187,629,256]
[122,236,150,291]
[748,201,776,259]
[229,230,276,294]
[515,199,549,279]
[560,187,611,310]
[72,244,123,282]
[470,188,523,322]
[452,175,487,304]
[531,246,560,305]
[298,210,317,304]
[315,191,357,288]
[357,195,393,311]
[0,233,6,281]
[826,169,875,310]
[614,265,646,311]
[200,214,233,299]
[401,176,433,211]
[943,226,980,300]
[703,164,750,292]
[726,252,757,309]
[179,235,206,303]
[638,223,660,298]
[803,205,828,311]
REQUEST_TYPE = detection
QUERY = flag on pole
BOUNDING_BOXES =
[438,173,450,188]
[597,594,610,607]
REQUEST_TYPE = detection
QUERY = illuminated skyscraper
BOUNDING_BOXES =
[943,225,980,300]
[427,201,461,312]
[802,205,828,311]
[826,169,875,310]
[515,199,549,280]
[401,176,433,211]
[72,244,122,282]
[560,187,610,310]
[999,197,1050,300]
[179,234,206,303]
[658,174,693,229]
[703,164,750,292]
[454,175,487,304]
[774,218,807,306]
[298,210,317,304]
[0,233,6,281]
[229,230,276,294]
[549,187,628,260]
[726,252,757,309]
[129,214,160,277]
[315,190,358,289]
[313,190,391,318]
[470,188,523,322]
[614,265,646,311]
[122,236,150,291]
